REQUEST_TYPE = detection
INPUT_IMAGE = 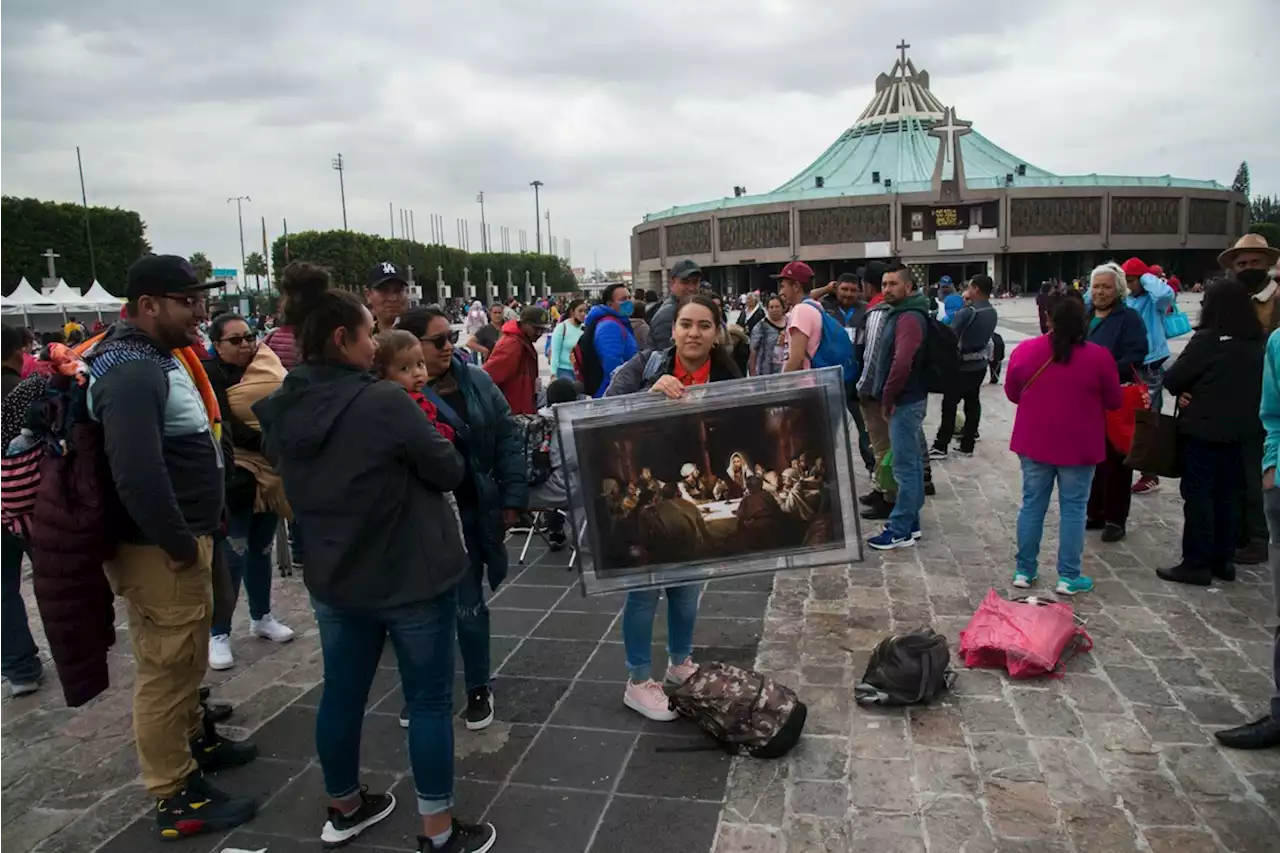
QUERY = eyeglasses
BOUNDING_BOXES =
[219,334,256,346]
[160,293,204,309]
[420,331,459,349]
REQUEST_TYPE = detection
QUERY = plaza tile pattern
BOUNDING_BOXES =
[3,374,1279,852]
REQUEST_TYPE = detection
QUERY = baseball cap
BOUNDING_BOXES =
[670,259,702,281]
[940,275,953,285]
[367,261,408,289]
[125,255,219,300]
[1120,257,1149,277]
[520,305,551,329]
[770,261,815,286]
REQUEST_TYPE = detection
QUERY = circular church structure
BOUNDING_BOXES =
[631,46,1248,295]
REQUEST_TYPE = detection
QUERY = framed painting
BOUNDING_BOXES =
[554,367,864,595]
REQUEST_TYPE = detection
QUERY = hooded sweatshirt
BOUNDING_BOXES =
[253,363,467,611]
[483,319,539,415]
[584,304,638,397]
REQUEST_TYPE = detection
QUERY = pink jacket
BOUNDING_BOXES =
[262,326,298,371]
[1005,335,1122,467]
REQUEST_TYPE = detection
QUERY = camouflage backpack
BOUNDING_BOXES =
[668,662,807,758]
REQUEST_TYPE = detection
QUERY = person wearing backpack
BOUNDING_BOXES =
[87,255,259,839]
[605,296,740,721]
[864,263,932,550]
[578,284,638,397]
[399,307,527,737]
[930,274,998,459]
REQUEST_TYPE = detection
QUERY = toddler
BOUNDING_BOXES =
[374,330,464,538]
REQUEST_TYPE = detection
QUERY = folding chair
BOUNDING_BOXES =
[506,508,576,566]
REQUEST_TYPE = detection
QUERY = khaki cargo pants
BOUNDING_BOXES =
[104,537,213,798]
[860,398,894,501]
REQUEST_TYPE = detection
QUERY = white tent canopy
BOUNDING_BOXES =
[81,280,125,309]
[46,279,86,309]
[1,278,61,315]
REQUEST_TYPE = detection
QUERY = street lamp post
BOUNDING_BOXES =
[331,154,347,230]
[530,180,543,253]
[227,195,250,295]
[476,191,488,252]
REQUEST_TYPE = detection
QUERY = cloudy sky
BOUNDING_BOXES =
[3,0,1276,278]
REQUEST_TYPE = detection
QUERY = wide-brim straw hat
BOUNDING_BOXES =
[1218,233,1280,268]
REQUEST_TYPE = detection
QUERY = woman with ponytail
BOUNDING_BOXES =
[253,271,497,851]
[1005,292,1122,597]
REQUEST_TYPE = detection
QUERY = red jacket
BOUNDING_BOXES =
[483,319,538,415]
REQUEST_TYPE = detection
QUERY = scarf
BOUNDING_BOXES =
[226,345,289,518]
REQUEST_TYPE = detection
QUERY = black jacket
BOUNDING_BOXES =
[87,323,223,564]
[1086,304,1148,382]
[254,363,468,610]
[605,346,742,396]
[1162,330,1265,443]
[206,356,258,512]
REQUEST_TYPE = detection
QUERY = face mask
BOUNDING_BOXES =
[1237,268,1269,291]
[618,301,635,317]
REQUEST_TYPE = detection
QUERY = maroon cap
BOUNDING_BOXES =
[770,261,814,286]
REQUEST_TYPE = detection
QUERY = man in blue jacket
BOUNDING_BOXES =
[584,283,638,398]
[1088,257,1174,494]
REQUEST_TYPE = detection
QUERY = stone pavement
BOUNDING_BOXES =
[4,356,1280,852]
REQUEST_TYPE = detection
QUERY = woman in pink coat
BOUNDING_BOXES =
[1005,292,1122,595]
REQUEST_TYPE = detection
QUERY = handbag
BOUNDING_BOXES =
[1124,409,1180,478]
[1105,369,1150,455]
[1163,306,1192,339]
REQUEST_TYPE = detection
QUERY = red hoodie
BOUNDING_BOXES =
[482,319,538,415]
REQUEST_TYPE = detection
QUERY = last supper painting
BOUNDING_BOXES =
[570,383,846,578]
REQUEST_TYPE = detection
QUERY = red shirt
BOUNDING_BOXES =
[408,390,456,443]
[673,357,712,387]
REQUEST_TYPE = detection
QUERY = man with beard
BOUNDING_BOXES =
[91,256,258,839]
[1222,235,1280,566]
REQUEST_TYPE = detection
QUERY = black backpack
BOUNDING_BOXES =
[854,628,956,706]
[668,662,807,758]
[990,331,1006,363]
[919,316,960,393]
[512,412,554,487]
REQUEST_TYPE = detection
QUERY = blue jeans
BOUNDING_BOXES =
[456,508,490,692]
[886,399,927,538]
[1016,457,1095,580]
[1139,359,1165,414]
[1,530,42,684]
[556,367,577,381]
[623,584,700,682]
[212,506,278,636]
[313,591,457,816]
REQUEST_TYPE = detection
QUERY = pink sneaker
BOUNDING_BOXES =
[665,657,699,685]
[1131,475,1160,495]
[623,680,677,721]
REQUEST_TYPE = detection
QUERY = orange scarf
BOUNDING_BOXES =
[76,331,222,441]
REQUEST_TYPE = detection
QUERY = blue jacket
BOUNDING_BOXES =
[1087,273,1174,364]
[428,356,527,590]
[940,293,964,324]
[584,304,638,398]
[1086,303,1149,382]
[1261,329,1280,474]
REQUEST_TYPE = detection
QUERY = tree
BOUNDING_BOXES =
[1251,195,1280,226]
[244,252,268,290]
[1250,221,1280,248]
[1,196,151,295]
[188,252,214,283]
[1232,161,1251,198]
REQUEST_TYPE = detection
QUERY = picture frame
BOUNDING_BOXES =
[554,367,864,595]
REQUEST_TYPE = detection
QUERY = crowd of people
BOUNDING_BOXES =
[3,231,1280,851]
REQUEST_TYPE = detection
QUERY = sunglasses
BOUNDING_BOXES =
[160,293,204,310]
[219,334,256,346]
[421,330,459,349]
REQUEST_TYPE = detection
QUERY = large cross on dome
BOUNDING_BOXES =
[929,106,973,168]
[896,39,910,77]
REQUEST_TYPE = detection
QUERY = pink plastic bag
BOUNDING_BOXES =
[958,590,1092,679]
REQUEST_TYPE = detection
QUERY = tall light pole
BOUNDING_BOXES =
[76,146,98,282]
[227,195,250,294]
[545,209,553,258]
[476,192,488,252]
[530,180,543,253]
[331,154,347,230]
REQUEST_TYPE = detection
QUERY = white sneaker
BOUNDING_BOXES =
[209,634,234,670]
[250,614,295,643]
[665,658,699,685]
[623,680,678,721]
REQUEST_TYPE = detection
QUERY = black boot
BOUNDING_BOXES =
[1155,563,1212,587]
[859,492,894,520]
[191,715,258,773]
[1086,518,1105,531]
[156,771,256,840]
[1234,540,1268,565]
[1214,716,1280,750]
[1100,523,1126,543]
[1211,563,1237,582]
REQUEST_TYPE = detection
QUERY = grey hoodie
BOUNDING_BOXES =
[254,363,468,611]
